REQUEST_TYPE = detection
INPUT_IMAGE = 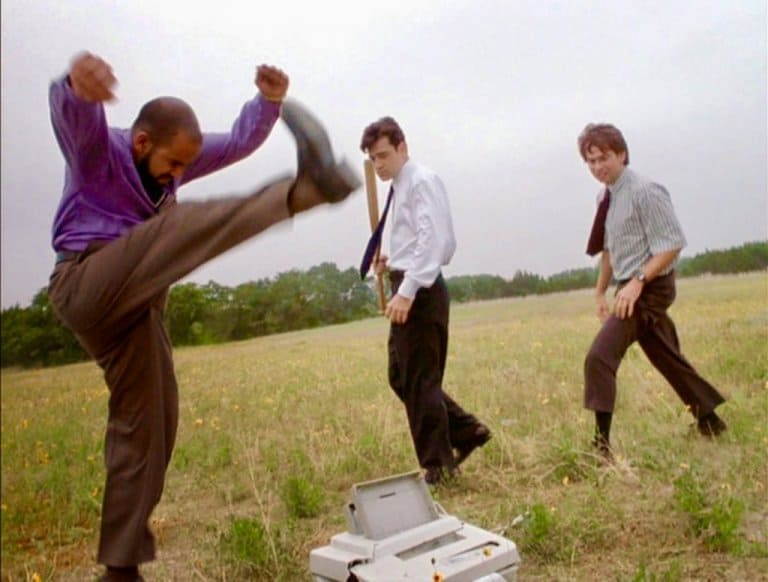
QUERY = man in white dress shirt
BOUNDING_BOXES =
[360,117,490,485]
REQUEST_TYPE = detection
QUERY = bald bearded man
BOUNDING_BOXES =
[47,51,359,581]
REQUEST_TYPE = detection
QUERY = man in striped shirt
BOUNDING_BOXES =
[578,123,727,459]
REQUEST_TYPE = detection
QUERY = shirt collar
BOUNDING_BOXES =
[392,159,415,192]
[608,166,631,193]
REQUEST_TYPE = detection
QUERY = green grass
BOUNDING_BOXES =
[2,273,767,581]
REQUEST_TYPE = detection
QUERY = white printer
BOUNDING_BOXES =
[310,471,521,581]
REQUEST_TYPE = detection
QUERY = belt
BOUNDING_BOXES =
[55,250,81,264]
[389,269,405,283]
[388,270,444,286]
[618,270,674,285]
[55,241,110,266]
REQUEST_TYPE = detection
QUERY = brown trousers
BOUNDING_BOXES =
[48,179,292,566]
[584,271,725,418]
[388,272,481,470]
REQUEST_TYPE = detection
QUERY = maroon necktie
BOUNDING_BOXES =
[586,188,611,256]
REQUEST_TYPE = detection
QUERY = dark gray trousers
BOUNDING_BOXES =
[48,180,292,566]
[584,271,725,418]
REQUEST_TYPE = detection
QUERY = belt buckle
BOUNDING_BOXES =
[55,250,79,264]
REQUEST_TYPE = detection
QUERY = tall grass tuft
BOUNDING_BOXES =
[673,468,746,553]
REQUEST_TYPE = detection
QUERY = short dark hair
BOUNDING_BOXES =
[578,123,629,165]
[360,116,405,152]
[132,97,202,146]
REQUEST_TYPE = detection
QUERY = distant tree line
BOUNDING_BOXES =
[2,241,766,368]
[675,241,768,277]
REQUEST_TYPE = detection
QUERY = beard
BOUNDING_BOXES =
[136,154,167,205]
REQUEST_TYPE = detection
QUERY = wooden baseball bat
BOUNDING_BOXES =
[364,159,387,313]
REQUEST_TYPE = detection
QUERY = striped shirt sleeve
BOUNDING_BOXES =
[638,182,687,255]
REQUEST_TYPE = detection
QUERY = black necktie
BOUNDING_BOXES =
[359,186,395,279]
[586,188,611,256]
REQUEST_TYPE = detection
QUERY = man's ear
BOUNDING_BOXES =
[132,130,152,157]
[397,141,408,156]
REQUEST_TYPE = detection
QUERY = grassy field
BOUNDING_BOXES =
[2,273,767,581]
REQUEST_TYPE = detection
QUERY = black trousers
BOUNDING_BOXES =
[584,271,725,418]
[388,272,481,469]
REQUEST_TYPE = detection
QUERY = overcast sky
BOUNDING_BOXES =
[1,0,766,308]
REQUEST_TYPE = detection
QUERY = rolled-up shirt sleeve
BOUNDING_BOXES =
[639,182,687,255]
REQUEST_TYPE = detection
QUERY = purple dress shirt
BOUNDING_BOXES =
[49,75,281,252]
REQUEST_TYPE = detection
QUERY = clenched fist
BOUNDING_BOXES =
[68,52,117,103]
[255,64,289,103]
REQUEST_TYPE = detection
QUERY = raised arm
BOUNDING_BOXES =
[180,64,289,183]
[49,52,117,176]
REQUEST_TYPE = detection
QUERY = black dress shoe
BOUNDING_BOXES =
[99,566,144,581]
[455,423,492,466]
[280,98,360,205]
[591,435,614,462]
[424,465,457,486]
[697,411,727,437]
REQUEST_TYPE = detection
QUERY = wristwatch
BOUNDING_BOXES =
[635,270,647,284]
